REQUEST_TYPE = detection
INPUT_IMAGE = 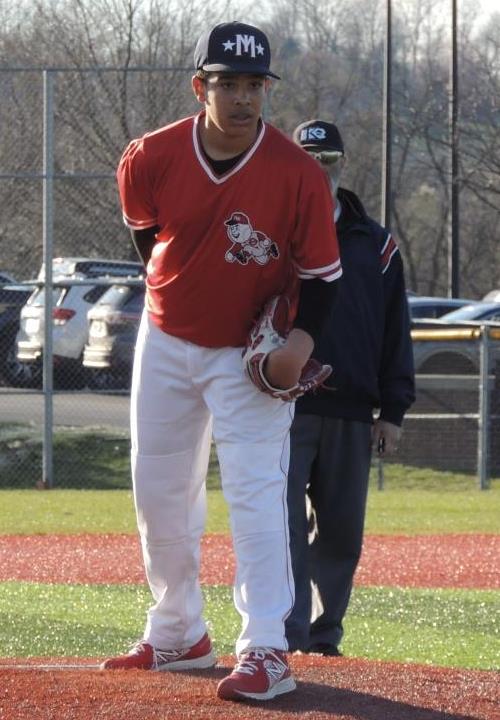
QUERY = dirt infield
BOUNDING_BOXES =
[1,656,498,720]
[1,533,498,719]
[1,532,498,588]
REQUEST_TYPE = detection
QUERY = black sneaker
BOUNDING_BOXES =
[307,643,342,657]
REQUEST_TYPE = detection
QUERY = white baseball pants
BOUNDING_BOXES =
[131,311,295,655]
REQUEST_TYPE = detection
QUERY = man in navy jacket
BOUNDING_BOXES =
[285,119,415,656]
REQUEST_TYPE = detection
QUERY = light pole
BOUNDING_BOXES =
[449,0,460,297]
[381,0,392,229]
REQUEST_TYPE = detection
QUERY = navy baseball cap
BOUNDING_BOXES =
[293,119,344,154]
[194,21,280,79]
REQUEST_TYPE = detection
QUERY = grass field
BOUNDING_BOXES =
[0,582,497,670]
[1,471,499,534]
[0,451,498,672]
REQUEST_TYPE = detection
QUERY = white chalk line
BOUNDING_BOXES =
[0,663,101,671]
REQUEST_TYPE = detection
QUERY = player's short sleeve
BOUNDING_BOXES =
[292,164,342,283]
[116,138,158,230]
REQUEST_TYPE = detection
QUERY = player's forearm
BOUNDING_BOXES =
[265,329,314,389]
[265,278,338,388]
[283,328,314,361]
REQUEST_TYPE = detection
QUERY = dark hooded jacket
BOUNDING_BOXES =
[296,187,415,425]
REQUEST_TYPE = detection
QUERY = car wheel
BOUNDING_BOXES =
[3,348,42,388]
[88,368,121,391]
[418,352,477,374]
[54,363,88,390]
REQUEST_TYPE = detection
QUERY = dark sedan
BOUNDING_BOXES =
[0,284,33,386]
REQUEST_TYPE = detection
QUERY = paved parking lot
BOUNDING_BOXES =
[0,388,130,430]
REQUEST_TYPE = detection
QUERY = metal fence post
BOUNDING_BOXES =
[477,326,490,490]
[42,69,54,489]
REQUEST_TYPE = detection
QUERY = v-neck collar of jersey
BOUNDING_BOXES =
[192,113,266,185]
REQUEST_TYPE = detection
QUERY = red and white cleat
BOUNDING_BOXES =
[100,633,216,671]
[217,647,296,701]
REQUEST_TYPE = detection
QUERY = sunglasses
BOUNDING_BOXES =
[308,150,344,165]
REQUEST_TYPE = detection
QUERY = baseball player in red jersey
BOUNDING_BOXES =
[100,21,342,702]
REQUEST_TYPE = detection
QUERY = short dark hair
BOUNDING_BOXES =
[195,69,209,81]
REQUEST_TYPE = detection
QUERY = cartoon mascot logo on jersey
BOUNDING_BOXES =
[224,212,280,266]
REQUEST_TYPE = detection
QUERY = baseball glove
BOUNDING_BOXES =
[243,295,333,402]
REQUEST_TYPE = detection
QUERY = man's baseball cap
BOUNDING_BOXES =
[194,21,280,79]
[293,119,344,154]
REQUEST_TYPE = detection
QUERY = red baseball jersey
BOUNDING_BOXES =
[117,113,342,347]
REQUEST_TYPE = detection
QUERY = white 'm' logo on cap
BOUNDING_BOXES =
[223,34,265,58]
[236,34,256,57]
[301,127,327,141]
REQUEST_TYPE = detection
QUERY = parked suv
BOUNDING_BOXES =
[83,281,145,389]
[15,258,144,388]
[0,284,32,386]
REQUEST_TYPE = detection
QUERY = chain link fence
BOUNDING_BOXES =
[0,68,194,489]
[3,297,500,490]
[1,68,499,490]
[399,326,500,489]
[0,67,196,271]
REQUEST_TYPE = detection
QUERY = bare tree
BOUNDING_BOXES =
[0,0,498,296]
[0,0,237,273]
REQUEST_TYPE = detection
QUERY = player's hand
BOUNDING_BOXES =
[372,419,401,455]
[265,329,314,389]
[243,298,331,401]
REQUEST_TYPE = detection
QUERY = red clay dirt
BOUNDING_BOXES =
[0,656,498,720]
[1,533,498,719]
[0,532,498,588]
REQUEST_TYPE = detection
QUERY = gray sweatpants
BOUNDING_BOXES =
[285,414,372,652]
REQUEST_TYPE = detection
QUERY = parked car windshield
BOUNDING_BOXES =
[27,287,67,307]
[0,286,30,301]
[408,297,473,319]
[0,272,16,285]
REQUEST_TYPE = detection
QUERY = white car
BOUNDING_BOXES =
[482,289,500,303]
[439,301,500,325]
[15,257,144,387]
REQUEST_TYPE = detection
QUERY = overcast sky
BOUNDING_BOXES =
[479,0,498,14]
